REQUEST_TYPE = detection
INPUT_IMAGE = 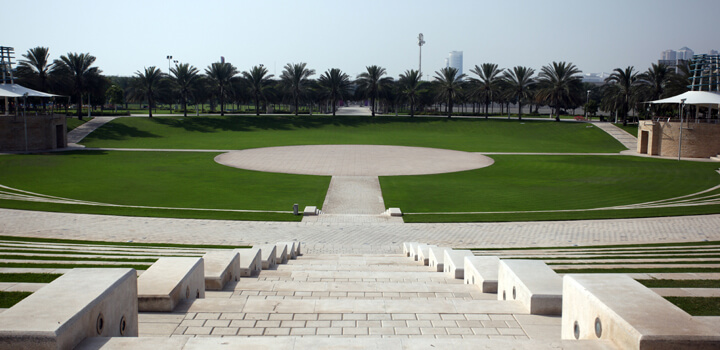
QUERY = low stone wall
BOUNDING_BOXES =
[638,120,720,158]
[0,114,67,151]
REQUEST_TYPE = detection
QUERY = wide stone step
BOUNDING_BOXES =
[275,264,434,272]
[178,298,528,315]
[231,281,481,294]
[287,271,464,280]
[77,335,617,349]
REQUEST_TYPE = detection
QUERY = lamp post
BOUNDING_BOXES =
[585,90,590,120]
[678,98,686,161]
[418,33,425,78]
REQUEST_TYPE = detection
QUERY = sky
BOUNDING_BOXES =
[4,0,720,79]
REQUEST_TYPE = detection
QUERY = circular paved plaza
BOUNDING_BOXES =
[214,145,494,176]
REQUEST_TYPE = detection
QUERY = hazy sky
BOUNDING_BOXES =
[5,0,719,79]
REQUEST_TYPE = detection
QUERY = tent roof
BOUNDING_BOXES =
[0,84,61,98]
[648,91,720,106]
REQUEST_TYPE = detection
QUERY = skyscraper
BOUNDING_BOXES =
[446,51,463,77]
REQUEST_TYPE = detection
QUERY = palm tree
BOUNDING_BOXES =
[52,52,101,119]
[318,68,352,116]
[469,63,503,118]
[536,61,583,121]
[398,69,424,117]
[434,67,466,118]
[170,63,200,117]
[503,66,536,120]
[604,66,639,126]
[356,65,391,116]
[280,62,315,116]
[639,63,672,117]
[242,65,274,116]
[205,62,238,116]
[133,66,164,118]
[18,47,54,92]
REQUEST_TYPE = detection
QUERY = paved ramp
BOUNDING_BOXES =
[67,117,117,144]
[591,121,638,151]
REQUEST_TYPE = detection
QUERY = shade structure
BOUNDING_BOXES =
[648,91,720,107]
[0,84,60,98]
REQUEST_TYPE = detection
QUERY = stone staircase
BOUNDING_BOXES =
[128,251,615,349]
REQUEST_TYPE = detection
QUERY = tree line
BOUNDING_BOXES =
[14,47,693,125]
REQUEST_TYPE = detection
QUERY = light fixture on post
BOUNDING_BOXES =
[418,33,425,78]
[678,98,686,161]
[585,90,590,120]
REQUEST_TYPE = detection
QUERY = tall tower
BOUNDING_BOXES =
[417,33,425,77]
[447,51,463,77]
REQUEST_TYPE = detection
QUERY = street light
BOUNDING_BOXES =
[418,33,425,77]
[585,90,590,120]
[678,98,686,161]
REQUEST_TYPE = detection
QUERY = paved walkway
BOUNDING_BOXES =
[66,116,117,145]
[2,208,720,253]
[590,121,638,150]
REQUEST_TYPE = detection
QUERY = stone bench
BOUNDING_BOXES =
[428,246,451,272]
[0,268,138,350]
[254,244,277,270]
[402,242,419,258]
[464,256,500,293]
[137,257,205,312]
[562,274,720,349]
[275,243,289,264]
[498,260,562,315]
[443,249,474,279]
[234,248,262,277]
[203,251,240,291]
[278,242,298,259]
[417,245,437,266]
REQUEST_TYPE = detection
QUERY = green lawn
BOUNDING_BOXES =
[381,155,720,222]
[0,151,329,221]
[614,123,639,137]
[80,115,626,153]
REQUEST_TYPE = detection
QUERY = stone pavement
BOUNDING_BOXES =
[66,116,117,145]
[590,121,638,150]
[2,209,720,253]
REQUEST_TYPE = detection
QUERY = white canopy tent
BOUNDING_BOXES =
[0,83,60,98]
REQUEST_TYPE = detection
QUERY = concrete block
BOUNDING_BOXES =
[417,245,437,266]
[254,244,277,270]
[202,251,240,291]
[388,207,402,217]
[275,243,289,264]
[0,268,138,350]
[409,243,426,262]
[443,249,474,279]
[137,257,205,312]
[278,242,297,259]
[428,246,451,272]
[402,242,419,257]
[562,274,720,349]
[303,206,318,216]
[498,260,562,315]
[464,256,500,293]
[234,248,262,277]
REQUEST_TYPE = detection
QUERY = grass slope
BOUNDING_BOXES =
[80,115,626,153]
[0,151,329,221]
[382,155,720,222]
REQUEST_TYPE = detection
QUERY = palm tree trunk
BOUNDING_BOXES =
[410,100,415,117]
[148,96,153,118]
[519,102,523,121]
[182,94,188,118]
[295,95,299,116]
[255,95,260,116]
[371,96,376,117]
[77,93,83,120]
[448,96,452,118]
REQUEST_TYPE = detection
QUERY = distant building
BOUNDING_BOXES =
[446,51,463,77]
[582,72,610,85]
[662,49,676,61]
[677,47,695,61]
[710,50,719,56]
